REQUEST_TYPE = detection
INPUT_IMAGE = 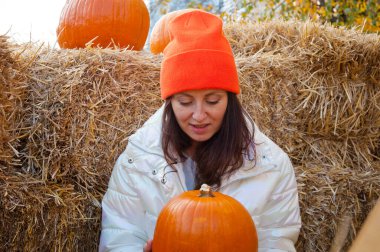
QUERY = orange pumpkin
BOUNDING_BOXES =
[152,184,258,252]
[56,0,150,50]
[149,9,195,54]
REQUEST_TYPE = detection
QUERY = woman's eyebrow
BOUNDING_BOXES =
[175,91,224,98]
[175,93,193,98]
[205,92,224,97]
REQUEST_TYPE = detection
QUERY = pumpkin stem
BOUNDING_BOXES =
[199,184,215,197]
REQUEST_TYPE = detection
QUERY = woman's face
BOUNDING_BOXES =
[171,89,228,143]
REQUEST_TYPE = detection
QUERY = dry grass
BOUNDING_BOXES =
[0,35,27,170]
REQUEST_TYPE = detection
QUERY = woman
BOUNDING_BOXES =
[99,9,301,252]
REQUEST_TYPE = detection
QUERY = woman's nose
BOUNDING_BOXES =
[192,104,207,122]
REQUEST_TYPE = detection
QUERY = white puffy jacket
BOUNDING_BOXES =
[99,106,301,252]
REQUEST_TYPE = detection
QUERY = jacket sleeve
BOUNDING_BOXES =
[257,154,301,252]
[99,151,148,252]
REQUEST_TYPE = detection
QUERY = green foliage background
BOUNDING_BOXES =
[158,0,380,33]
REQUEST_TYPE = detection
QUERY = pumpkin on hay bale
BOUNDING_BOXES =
[56,0,150,50]
[149,9,195,54]
[0,18,379,252]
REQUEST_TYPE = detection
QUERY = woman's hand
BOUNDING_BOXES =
[143,239,153,252]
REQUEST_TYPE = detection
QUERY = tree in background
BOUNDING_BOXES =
[145,0,380,33]
[262,0,380,32]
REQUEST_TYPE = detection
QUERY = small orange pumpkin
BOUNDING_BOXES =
[149,9,195,54]
[57,0,150,50]
[152,184,258,252]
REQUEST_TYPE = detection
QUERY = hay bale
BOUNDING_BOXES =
[0,19,379,251]
[295,161,380,251]
[18,45,162,185]
[0,171,100,251]
[238,53,379,168]
[0,35,27,170]
[0,36,12,165]
[230,20,380,167]
[0,44,163,251]
[225,20,380,86]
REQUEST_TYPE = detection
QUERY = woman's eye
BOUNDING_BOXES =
[207,100,219,105]
[179,101,192,106]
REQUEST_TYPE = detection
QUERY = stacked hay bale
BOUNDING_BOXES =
[226,20,380,165]
[0,19,379,251]
[0,43,162,251]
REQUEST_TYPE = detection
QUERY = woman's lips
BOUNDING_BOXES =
[190,124,209,134]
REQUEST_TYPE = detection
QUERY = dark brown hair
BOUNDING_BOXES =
[161,92,255,189]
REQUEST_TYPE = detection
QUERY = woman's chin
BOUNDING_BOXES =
[188,133,213,143]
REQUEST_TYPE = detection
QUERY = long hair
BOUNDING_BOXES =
[161,92,255,189]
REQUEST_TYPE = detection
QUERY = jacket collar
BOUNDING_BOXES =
[128,105,165,157]
[128,104,278,190]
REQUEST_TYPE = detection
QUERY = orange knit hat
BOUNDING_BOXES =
[158,10,240,99]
